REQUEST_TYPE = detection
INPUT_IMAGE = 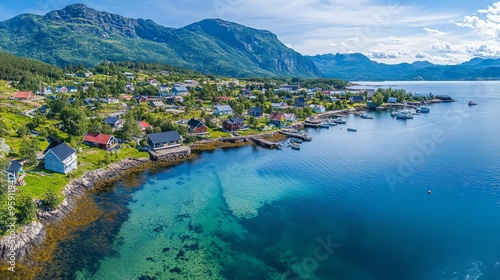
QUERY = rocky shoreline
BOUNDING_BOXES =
[0,132,284,264]
[0,153,189,263]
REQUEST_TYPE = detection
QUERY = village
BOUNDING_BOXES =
[0,62,426,231]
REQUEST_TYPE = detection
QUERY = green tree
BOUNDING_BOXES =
[0,119,8,136]
[19,137,40,166]
[0,196,10,233]
[103,152,111,165]
[15,192,36,225]
[117,115,142,141]
[372,92,384,107]
[17,126,29,137]
[42,189,59,210]
[0,158,9,196]
[60,107,89,136]
[248,116,258,129]
[48,94,69,116]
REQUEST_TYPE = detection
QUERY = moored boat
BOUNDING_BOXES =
[334,118,347,124]
[289,138,303,144]
[288,142,301,150]
[360,113,373,119]
[468,101,477,106]
[416,106,430,113]
[396,110,413,120]
[347,128,357,132]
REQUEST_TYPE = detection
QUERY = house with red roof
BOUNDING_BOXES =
[13,91,34,100]
[137,121,151,132]
[83,133,119,151]
[269,112,286,128]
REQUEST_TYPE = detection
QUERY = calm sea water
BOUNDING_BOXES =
[45,82,500,280]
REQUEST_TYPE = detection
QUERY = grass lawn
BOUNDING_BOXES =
[20,146,148,201]
[208,128,230,138]
[23,172,68,202]
[0,80,16,95]
[237,128,266,136]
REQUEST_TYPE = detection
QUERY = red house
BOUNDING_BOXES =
[13,91,34,100]
[187,118,208,134]
[83,133,119,151]
[223,117,244,131]
[137,121,151,132]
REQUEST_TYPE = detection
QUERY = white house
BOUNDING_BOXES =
[388,97,398,103]
[214,105,233,116]
[310,104,326,113]
[284,113,296,123]
[271,102,289,110]
[44,142,77,174]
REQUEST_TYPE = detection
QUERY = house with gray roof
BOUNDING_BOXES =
[214,105,233,116]
[147,131,182,151]
[44,142,77,174]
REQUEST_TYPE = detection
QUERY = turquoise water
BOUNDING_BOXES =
[53,82,500,279]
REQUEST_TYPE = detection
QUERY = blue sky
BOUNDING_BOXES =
[0,0,499,64]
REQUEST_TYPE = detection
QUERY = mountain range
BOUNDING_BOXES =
[308,53,500,80]
[0,4,320,78]
[0,3,499,80]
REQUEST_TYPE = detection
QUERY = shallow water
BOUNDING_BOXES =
[38,81,500,280]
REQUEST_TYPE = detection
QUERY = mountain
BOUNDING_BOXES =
[0,4,320,78]
[309,53,500,80]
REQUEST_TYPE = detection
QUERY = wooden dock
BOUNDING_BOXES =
[278,131,313,141]
[251,137,280,149]
[314,109,348,119]
[303,122,321,128]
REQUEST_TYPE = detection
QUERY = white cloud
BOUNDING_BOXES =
[423,27,446,35]
[415,52,427,59]
[370,50,401,59]
[390,36,400,42]
[454,1,500,39]
[432,40,500,58]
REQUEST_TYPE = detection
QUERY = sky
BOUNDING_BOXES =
[0,0,499,64]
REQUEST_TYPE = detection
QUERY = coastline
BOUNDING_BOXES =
[0,131,284,270]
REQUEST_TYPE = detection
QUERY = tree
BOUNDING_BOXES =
[371,92,384,107]
[60,107,89,136]
[102,152,111,165]
[15,192,36,225]
[0,158,9,196]
[42,189,59,210]
[117,115,142,141]
[19,137,40,166]
[248,116,258,129]
[48,94,69,116]
[0,119,8,136]
[17,126,29,137]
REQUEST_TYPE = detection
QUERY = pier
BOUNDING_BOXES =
[313,109,348,119]
[279,130,313,141]
[251,137,280,149]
